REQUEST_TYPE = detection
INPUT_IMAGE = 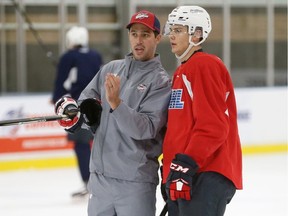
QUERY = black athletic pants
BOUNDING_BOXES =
[167,172,236,216]
[68,128,93,183]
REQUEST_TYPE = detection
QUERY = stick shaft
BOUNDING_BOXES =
[0,108,79,127]
[0,115,67,127]
[159,203,168,216]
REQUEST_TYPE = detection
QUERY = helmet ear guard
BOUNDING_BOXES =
[193,27,203,40]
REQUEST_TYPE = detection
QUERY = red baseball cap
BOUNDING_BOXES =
[126,10,160,34]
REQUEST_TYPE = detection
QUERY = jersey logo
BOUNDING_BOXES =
[169,89,184,109]
[137,83,147,92]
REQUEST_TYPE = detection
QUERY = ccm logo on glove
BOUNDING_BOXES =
[170,163,190,173]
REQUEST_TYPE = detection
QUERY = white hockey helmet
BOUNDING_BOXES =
[164,6,212,59]
[66,26,89,49]
[165,6,212,41]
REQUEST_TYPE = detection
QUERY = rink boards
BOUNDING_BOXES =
[0,87,287,171]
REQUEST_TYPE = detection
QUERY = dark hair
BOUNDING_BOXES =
[153,31,160,37]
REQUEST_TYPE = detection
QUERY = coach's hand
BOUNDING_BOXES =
[55,96,80,130]
[166,154,198,201]
[105,73,121,110]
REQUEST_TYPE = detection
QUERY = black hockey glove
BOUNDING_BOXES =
[79,98,102,133]
[54,96,81,133]
[166,154,198,201]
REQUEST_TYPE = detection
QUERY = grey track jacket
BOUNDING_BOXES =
[78,53,171,184]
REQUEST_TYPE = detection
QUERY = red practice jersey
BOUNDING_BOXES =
[162,51,243,189]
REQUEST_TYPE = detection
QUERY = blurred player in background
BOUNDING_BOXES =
[54,10,171,216]
[161,6,243,216]
[51,26,103,198]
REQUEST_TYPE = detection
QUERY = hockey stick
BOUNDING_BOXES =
[0,115,66,126]
[0,109,79,127]
[159,203,168,216]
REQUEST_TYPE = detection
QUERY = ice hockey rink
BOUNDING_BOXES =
[0,152,287,216]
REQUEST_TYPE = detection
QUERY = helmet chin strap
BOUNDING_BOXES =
[175,35,203,60]
[175,43,193,60]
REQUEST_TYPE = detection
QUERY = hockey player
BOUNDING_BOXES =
[51,26,103,197]
[54,10,171,215]
[161,6,243,215]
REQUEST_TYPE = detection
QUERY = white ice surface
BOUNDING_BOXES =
[0,153,287,216]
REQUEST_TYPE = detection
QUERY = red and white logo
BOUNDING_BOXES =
[136,13,149,20]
